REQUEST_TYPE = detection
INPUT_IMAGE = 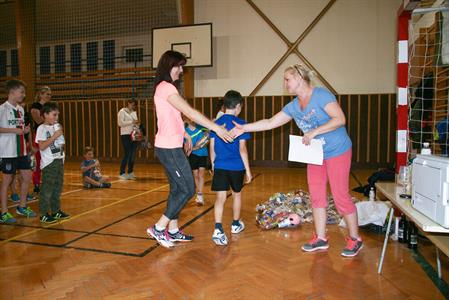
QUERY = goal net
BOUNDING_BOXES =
[408,3,449,158]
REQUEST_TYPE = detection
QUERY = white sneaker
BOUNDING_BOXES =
[127,173,136,180]
[212,229,228,246]
[146,226,174,248]
[119,174,128,180]
[195,194,204,205]
[231,220,245,234]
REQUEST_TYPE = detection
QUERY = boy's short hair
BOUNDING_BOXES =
[84,146,94,155]
[6,79,26,94]
[128,99,138,105]
[223,90,243,109]
[42,102,59,114]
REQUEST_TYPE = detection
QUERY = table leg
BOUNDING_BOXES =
[378,207,395,274]
[436,248,442,279]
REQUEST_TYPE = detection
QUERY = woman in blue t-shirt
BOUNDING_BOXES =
[233,64,362,257]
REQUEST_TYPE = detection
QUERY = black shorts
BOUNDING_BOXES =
[211,169,245,192]
[188,154,208,170]
[0,156,31,174]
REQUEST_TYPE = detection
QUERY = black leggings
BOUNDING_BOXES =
[120,134,137,174]
[155,147,195,219]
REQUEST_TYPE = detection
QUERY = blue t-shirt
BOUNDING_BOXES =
[282,87,352,160]
[436,118,449,155]
[210,114,251,171]
[81,159,101,181]
[185,125,208,157]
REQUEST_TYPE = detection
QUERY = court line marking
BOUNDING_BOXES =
[7,178,127,209]
[1,175,260,256]
[139,173,261,257]
[0,183,169,246]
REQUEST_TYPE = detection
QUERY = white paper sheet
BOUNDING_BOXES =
[288,135,324,165]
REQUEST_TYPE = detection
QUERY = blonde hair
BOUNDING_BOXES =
[285,64,315,85]
[35,86,51,102]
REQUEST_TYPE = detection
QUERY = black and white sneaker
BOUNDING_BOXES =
[168,230,194,242]
[212,229,228,246]
[146,226,174,248]
[40,214,57,224]
[52,210,70,220]
[231,220,245,234]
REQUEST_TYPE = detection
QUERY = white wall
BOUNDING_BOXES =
[194,0,402,96]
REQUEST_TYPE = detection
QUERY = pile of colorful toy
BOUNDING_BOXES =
[255,189,343,229]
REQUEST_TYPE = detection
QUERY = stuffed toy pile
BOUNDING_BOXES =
[255,189,344,229]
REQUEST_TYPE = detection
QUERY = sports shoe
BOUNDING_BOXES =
[146,226,174,248]
[53,210,70,220]
[26,194,35,201]
[127,172,136,180]
[100,182,111,188]
[40,214,57,224]
[195,194,204,205]
[10,193,20,202]
[231,220,245,234]
[0,212,16,224]
[119,174,128,180]
[33,184,40,194]
[212,229,228,246]
[341,237,364,257]
[16,206,37,217]
[301,234,330,252]
[168,230,194,242]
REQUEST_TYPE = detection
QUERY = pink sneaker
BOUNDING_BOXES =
[146,226,174,248]
[301,234,329,252]
[341,236,363,257]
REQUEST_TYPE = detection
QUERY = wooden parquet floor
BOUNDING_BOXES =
[0,162,448,299]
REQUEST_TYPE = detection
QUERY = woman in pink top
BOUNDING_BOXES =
[147,50,233,248]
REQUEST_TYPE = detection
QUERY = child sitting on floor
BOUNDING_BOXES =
[81,147,111,188]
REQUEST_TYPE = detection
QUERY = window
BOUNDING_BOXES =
[55,45,66,73]
[0,50,6,77]
[40,47,51,74]
[103,40,115,70]
[86,42,98,71]
[11,49,18,76]
[125,48,143,63]
[70,43,82,73]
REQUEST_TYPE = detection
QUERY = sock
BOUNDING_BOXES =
[215,223,223,232]
[168,228,179,234]
[232,220,240,226]
[155,224,165,232]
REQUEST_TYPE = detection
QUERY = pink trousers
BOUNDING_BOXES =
[307,149,355,215]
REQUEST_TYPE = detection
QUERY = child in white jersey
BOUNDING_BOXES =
[35,102,70,224]
[0,79,36,223]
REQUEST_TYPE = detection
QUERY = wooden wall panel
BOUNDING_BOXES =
[255,96,264,161]
[273,96,282,161]
[56,94,396,167]
[359,95,369,163]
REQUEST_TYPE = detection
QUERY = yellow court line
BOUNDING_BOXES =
[7,179,125,209]
[1,183,169,246]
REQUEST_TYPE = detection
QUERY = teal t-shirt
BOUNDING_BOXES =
[185,125,208,157]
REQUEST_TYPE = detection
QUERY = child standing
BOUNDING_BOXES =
[35,102,70,224]
[210,90,252,246]
[185,119,208,205]
[81,146,111,188]
[0,79,37,223]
